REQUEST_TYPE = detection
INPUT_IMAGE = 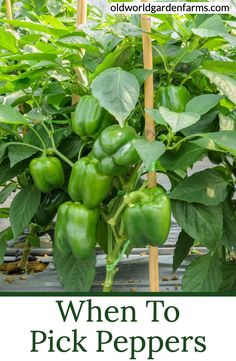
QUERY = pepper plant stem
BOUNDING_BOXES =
[103,267,118,292]
[18,238,31,270]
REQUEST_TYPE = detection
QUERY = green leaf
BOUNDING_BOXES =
[0,53,57,62]
[182,253,223,292]
[191,15,236,46]
[57,34,97,51]
[58,136,85,160]
[133,139,165,171]
[0,143,9,160]
[159,143,205,171]
[0,227,13,266]
[173,230,194,272]
[0,19,67,37]
[28,233,40,247]
[159,107,200,133]
[192,15,227,37]
[46,0,64,16]
[201,70,236,105]
[145,109,167,126]
[110,22,143,37]
[91,68,140,127]
[202,60,236,76]
[91,45,130,80]
[0,183,17,204]
[53,246,96,292]
[220,263,236,292]
[0,104,28,125]
[169,168,229,206]
[192,131,236,156]
[221,198,236,249]
[9,185,41,239]
[181,50,202,64]
[129,69,155,85]
[8,144,38,167]
[181,111,219,136]
[185,94,223,115]
[0,28,18,53]
[172,200,223,251]
[0,159,29,185]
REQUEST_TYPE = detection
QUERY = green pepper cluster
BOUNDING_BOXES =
[29,93,171,260]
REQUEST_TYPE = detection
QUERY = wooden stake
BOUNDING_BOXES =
[6,0,12,20]
[141,6,160,292]
[72,0,88,105]
[77,0,87,27]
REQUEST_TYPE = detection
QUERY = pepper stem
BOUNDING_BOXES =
[18,238,31,271]
[107,196,129,226]
[103,267,118,292]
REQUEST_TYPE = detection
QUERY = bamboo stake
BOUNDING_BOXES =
[141,5,160,292]
[6,0,12,20]
[77,0,87,27]
[72,0,88,105]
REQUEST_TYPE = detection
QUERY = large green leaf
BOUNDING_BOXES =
[53,246,96,292]
[8,144,38,167]
[159,143,205,171]
[169,168,229,206]
[192,15,227,37]
[0,104,28,125]
[172,200,223,251]
[159,107,200,133]
[0,183,17,204]
[185,94,223,115]
[0,28,18,53]
[182,253,223,292]
[173,230,194,272]
[91,68,140,127]
[192,131,236,156]
[201,70,236,104]
[202,60,236,76]
[9,185,41,239]
[133,139,165,171]
[0,19,67,37]
[192,15,236,46]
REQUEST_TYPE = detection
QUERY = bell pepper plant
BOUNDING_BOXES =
[0,2,236,293]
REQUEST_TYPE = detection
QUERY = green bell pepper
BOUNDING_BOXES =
[34,190,68,227]
[29,156,64,193]
[72,95,113,139]
[68,155,112,208]
[155,85,191,113]
[92,124,139,176]
[128,114,145,134]
[123,187,171,247]
[55,201,98,258]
